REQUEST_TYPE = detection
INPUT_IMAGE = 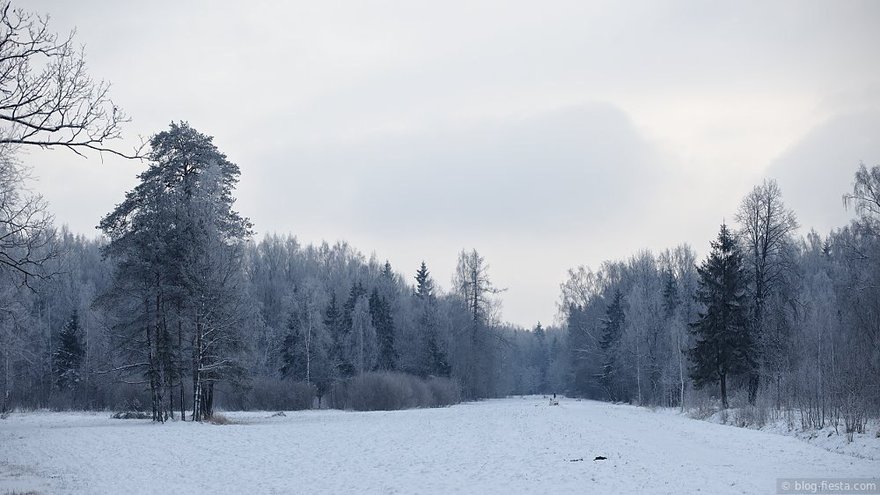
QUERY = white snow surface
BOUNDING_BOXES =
[2,397,878,494]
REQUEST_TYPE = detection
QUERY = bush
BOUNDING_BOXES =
[207,413,233,425]
[426,377,461,407]
[111,411,150,420]
[218,378,315,411]
[733,405,769,428]
[329,372,461,411]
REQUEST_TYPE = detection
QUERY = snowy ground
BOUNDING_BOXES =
[2,397,878,494]
[695,408,880,462]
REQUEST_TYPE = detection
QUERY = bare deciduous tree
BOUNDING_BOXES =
[0,2,139,158]
[736,179,798,404]
[0,150,54,286]
[844,163,880,237]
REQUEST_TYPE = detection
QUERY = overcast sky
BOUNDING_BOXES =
[25,0,880,327]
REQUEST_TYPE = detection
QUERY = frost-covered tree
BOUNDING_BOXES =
[736,179,798,404]
[346,296,377,374]
[453,249,503,398]
[99,122,251,422]
[844,163,880,237]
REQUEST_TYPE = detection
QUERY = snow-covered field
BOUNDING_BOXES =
[2,397,877,494]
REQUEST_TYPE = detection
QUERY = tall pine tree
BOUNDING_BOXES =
[100,122,252,422]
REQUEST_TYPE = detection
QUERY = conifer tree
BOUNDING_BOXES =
[280,312,305,380]
[599,290,625,401]
[324,293,353,378]
[99,122,251,421]
[415,261,434,300]
[54,310,85,391]
[370,289,397,371]
[689,223,752,409]
[413,261,449,377]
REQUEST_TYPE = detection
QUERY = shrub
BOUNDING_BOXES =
[733,405,769,428]
[111,411,151,420]
[330,372,461,411]
[218,378,315,411]
[426,377,461,407]
[207,413,232,425]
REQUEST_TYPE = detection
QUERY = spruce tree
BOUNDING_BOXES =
[426,334,451,377]
[415,261,434,300]
[689,223,752,409]
[54,310,84,391]
[599,290,625,401]
[325,293,354,378]
[413,262,449,377]
[370,289,397,371]
[662,270,679,319]
[279,312,305,380]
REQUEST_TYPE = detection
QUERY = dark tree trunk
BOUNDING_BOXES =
[720,373,729,409]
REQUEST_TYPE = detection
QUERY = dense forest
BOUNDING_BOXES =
[0,2,878,440]
[0,124,566,418]
[561,168,880,438]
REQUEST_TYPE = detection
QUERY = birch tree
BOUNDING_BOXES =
[736,179,798,404]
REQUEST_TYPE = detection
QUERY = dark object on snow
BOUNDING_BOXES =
[271,411,287,417]
[568,458,583,462]
[594,456,607,461]
[112,411,151,419]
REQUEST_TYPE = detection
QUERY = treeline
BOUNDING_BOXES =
[560,165,880,437]
[0,123,565,420]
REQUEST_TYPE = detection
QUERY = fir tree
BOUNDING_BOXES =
[689,223,752,409]
[425,333,451,377]
[599,290,625,401]
[370,288,397,371]
[325,293,354,378]
[414,261,434,300]
[412,261,448,377]
[54,310,85,391]
[279,312,305,380]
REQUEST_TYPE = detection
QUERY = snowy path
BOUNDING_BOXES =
[1,397,877,494]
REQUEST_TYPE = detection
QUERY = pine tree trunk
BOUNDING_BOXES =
[154,293,166,422]
[179,319,185,421]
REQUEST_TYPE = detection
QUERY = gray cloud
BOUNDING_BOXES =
[22,0,880,326]
[255,104,668,238]
[766,110,880,235]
